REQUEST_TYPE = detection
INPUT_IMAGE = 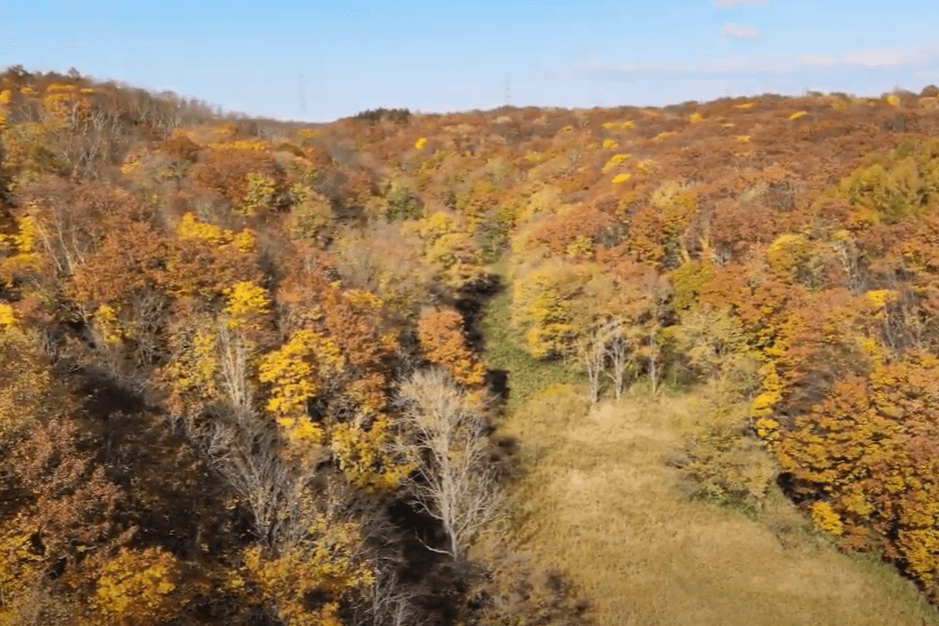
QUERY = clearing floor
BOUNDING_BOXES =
[497,385,939,626]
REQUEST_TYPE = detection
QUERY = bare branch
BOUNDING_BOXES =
[396,368,504,564]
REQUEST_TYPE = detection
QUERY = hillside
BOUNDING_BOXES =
[3,65,939,624]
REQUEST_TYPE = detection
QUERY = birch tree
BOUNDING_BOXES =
[397,368,503,564]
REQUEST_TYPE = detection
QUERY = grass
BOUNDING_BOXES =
[478,287,584,415]
[495,387,939,626]
[479,285,938,625]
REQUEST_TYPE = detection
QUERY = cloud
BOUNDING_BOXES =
[800,49,920,68]
[544,46,939,83]
[714,0,768,7]
[721,23,761,40]
[544,56,792,82]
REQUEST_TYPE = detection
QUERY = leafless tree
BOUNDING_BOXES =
[351,563,433,626]
[572,317,638,404]
[396,368,504,565]
[182,324,325,550]
[573,321,609,403]
[604,319,632,400]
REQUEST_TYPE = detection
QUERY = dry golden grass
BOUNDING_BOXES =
[500,384,939,626]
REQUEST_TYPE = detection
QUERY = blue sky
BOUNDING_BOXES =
[3,1,939,122]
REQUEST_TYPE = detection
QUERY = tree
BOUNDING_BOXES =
[237,503,375,626]
[417,307,486,387]
[510,260,592,359]
[573,319,613,403]
[91,547,182,626]
[397,369,503,564]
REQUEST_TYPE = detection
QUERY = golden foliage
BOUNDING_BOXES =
[511,261,593,358]
[0,518,43,626]
[0,326,51,440]
[241,171,277,216]
[177,211,232,246]
[602,152,631,172]
[811,502,844,536]
[258,329,344,441]
[330,414,412,491]
[0,303,15,328]
[241,514,373,626]
[92,548,181,626]
[223,280,270,328]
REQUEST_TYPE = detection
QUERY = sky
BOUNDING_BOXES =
[3,0,939,122]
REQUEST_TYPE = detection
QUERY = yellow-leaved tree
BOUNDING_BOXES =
[91,547,182,626]
[258,328,345,451]
[236,510,375,626]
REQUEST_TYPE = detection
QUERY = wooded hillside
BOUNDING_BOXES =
[4,65,939,624]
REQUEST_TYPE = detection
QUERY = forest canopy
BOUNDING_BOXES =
[4,65,939,624]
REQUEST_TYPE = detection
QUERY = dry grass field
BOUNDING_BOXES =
[495,384,939,626]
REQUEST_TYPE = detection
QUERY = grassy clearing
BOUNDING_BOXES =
[479,264,938,625]
[478,288,584,414]
[496,386,939,626]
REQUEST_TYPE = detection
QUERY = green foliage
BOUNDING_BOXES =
[351,107,411,123]
[285,188,334,247]
[670,260,715,311]
[831,137,939,224]
[679,383,774,516]
[241,171,277,216]
[385,185,421,220]
[475,203,517,262]
[480,289,583,411]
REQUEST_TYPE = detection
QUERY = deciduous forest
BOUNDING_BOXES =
[5,65,939,625]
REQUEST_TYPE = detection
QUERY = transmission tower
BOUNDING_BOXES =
[298,74,306,115]
[505,74,511,106]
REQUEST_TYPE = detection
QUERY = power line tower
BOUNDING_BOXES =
[505,74,511,106]
[298,74,306,116]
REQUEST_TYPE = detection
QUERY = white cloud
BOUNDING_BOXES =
[800,49,917,68]
[544,46,939,83]
[721,23,761,40]
[544,56,791,81]
[714,0,768,7]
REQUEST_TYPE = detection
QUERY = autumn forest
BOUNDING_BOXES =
[6,64,939,625]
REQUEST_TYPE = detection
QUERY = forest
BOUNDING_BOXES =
[4,64,939,625]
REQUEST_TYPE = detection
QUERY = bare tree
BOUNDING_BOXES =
[573,321,609,404]
[351,563,433,626]
[604,319,632,400]
[182,324,325,550]
[397,368,503,565]
[639,272,672,396]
